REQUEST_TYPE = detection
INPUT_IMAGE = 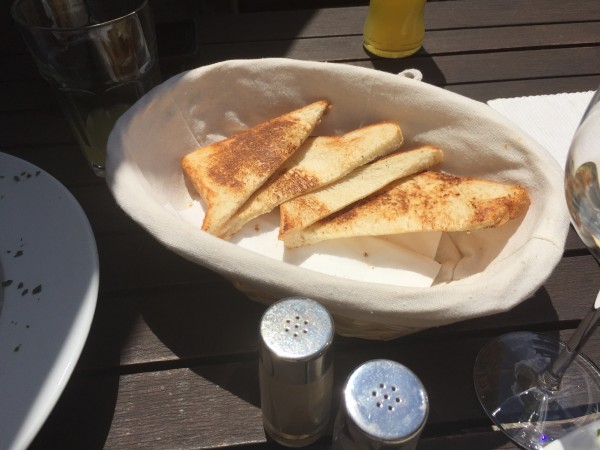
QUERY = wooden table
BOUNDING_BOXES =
[2,0,600,448]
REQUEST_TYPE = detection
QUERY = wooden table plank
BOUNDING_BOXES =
[103,365,266,449]
[419,431,518,450]
[192,22,600,62]
[78,284,264,370]
[0,146,106,187]
[447,76,599,103]
[172,33,600,70]
[0,111,73,147]
[73,250,599,371]
[425,0,600,29]
[351,46,600,85]
[3,47,599,149]
[191,0,600,45]
[3,66,598,118]
[0,79,56,113]
[3,0,600,59]
[96,233,225,293]
[426,22,600,54]
[4,6,600,83]
[33,329,600,449]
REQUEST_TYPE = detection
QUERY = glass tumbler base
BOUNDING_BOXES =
[363,42,421,58]
[89,163,105,178]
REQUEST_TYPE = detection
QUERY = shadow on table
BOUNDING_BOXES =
[139,280,564,402]
[367,47,448,88]
[134,252,567,450]
[428,285,562,337]
[27,291,129,449]
[27,288,144,449]
[132,282,569,450]
[28,371,120,450]
[141,281,266,398]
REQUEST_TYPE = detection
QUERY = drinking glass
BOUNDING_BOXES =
[11,0,161,177]
[473,88,600,449]
[363,0,426,58]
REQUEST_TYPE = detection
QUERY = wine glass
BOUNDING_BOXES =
[474,88,600,450]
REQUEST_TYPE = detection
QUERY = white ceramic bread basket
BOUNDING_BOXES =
[106,58,569,340]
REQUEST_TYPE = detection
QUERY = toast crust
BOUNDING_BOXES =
[219,122,404,239]
[181,100,330,235]
[283,171,530,248]
[279,146,444,242]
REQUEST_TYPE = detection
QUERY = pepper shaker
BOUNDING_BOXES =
[258,297,335,447]
[332,359,428,449]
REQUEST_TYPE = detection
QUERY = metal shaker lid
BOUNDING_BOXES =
[259,297,334,384]
[341,359,428,446]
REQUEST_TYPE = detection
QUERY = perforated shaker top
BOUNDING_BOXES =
[259,297,334,383]
[260,297,333,359]
[343,359,428,444]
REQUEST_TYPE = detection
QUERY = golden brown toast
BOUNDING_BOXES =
[283,170,530,248]
[181,100,330,235]
[220,122,404,239]
[279,146,444,245]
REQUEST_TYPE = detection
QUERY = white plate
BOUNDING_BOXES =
[0,153,99,450]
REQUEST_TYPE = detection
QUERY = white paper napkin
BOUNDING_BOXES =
[488,91,595,169]
[173,199,442,288]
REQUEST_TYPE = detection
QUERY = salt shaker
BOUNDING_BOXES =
[331,359,428,450]
[258,297,335,447]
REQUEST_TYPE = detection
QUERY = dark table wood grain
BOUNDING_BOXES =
[2,0,600,448]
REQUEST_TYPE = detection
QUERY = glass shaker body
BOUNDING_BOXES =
[332,359,428,449]
[363,0,427,58]
[259,297,335,447]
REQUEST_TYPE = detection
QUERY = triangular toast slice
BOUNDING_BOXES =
[181,100,330,235]
[279,146,444,246]
[219,122,404,239]
[284,171,530,248]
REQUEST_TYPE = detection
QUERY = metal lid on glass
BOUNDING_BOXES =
[340,359,428,446]
[259,297,334,384]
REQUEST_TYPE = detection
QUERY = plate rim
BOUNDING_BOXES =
[0,152,99,450]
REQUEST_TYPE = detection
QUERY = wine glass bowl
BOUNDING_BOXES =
[474,88,600,449]
[565,92,600,262]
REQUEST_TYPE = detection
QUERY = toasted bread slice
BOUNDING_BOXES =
[284,171,530,248]
[181,100,330,235]
[279,146,444,245]
[219,122,404,239]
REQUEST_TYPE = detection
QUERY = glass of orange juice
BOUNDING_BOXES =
[363,0,427,58]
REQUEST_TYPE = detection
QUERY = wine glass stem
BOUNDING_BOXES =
[540,302,600,390]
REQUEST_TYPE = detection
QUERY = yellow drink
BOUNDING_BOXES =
[54,62,160,177]
[363,0,426,58]
[80,104,131,173]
